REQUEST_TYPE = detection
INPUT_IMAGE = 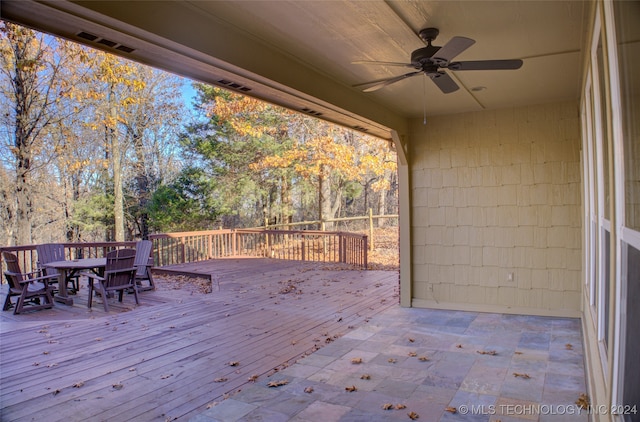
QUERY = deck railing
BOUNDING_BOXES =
[149,229,368,268]
[1,229,368,275]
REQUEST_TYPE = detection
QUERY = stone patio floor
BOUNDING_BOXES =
[190,306,588,422]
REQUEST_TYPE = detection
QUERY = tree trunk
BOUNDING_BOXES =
[132,129,150,239]
[377,187,387,228]
[109,86,125,242]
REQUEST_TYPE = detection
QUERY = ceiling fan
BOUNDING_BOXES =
[353,28,523,93]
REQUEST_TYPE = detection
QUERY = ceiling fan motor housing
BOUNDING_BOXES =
[411,46,441,67]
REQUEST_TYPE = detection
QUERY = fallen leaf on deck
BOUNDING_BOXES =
[46,363,58,368]
[128,367,136,372]
[112,383,124,390]
[248,374,259,382]
[206,402,218,409]
[576,393,590,409]
[360,374,371,380]
[73,381,84,388]
[408,411,420,419]
[395,404,407,409]
[382,403,394,410]
[408,338,415,343]
[513,372,531,379]
[418,356,429,361]
[351,357,363,364]
[160,374,173,379]
[388,358,397,363]
[408,352,417,357]
[214,377,227,382]
[345,385,357,392]
[565,343,573,350]
[477,350,497,356]
[304,386,314,393]
[515,351,523,355]
[42,351,49,355]
[456,344,463,348]
[52,389,60,396]
[228,361,240,366]
[32,362,40,366]
[445,406,457,413]
[267,379,289,388]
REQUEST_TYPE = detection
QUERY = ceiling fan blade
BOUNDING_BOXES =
[431,36,475,64]
[352,60,416,68]
[355,71,422,92]
[448,59,523,70]
[430,72,459,94]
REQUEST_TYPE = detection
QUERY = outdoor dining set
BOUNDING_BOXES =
[2,241,155,314]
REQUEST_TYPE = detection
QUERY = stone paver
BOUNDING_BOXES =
[191,307,588,422]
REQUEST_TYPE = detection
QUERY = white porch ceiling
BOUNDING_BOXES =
[1,0,589,140]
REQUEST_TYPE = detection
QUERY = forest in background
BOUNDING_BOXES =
[1,21,398,247]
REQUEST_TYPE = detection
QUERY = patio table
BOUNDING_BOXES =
[44,258,106,305]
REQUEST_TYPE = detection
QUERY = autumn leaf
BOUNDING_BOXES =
[408,338,415,343]
[351,357,363,364]
[304,386,314,393]
[408,411,420,419]
[565,343,573,350]
[513,372,531,379]
[360,374,371,380]
[228,361,239,366]
[418,356,429,361]
[214,377,227,383]
[388,358,397,363]
[395,404,407,409]
[112,383,124,390]
[345,385,357,392]
[267,379,289,388]
[382,403,394,410]
[477,350,498,356]
[408,352,417,357]
[247,374,259,382]
[445,406,457,413]
[73,381,84,388]
[456,344,463,349]
[160,374,173,379]
[52,389,61,396]
[576,393,590,409]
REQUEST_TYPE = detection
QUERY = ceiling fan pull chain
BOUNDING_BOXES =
[423,75,427,125]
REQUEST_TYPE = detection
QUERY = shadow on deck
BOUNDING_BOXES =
[0,258,399,421]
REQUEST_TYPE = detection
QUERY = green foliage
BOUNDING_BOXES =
[147,167,219,232]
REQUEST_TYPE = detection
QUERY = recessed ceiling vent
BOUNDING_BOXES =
[217,79,252,92]
[75,31,136,54]
[301,107,323,117]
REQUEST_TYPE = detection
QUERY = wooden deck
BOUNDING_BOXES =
[0,258,399,421]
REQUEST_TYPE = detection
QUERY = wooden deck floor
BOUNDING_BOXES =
[0,258,399,421]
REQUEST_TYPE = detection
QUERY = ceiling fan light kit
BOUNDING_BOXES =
[355,27,523,93]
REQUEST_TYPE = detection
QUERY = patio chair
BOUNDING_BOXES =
[2,251,56,314]
[84,248,139,312]
[134,240,155,291]
[36,243,79,293]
